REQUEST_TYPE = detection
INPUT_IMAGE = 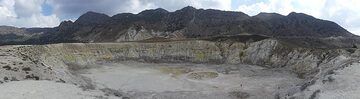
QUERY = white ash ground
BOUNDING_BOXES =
[0,80,115,99]
[77,62,302,99]
[296,62,360,99]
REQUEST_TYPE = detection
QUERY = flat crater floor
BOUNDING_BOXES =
[77,62,302,99]
[0,45,302,99]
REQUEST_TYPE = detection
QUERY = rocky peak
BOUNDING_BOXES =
[74,11,110,26]
[179,6,197,12]
[138,8,168,15]
[110,13,139,25]
[112,13,137,19]
[172,6,197,16]
[57,20,75,31]
[137,8,169,22]
[198,9,250,21]
[254,12,284,20]
[286,12,318,21]
[59,21,74,27]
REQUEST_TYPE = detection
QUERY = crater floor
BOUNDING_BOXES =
[77,62,302,99]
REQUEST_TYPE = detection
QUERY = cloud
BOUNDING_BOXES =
[235,0,360,35]
[0,0,60,27]
[14,0,43,17]
[236,0,325,16]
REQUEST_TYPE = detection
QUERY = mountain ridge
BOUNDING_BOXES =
[0,6,358,46]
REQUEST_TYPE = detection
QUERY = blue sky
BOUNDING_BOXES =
[41,2,53,16]
[0,0,359,35]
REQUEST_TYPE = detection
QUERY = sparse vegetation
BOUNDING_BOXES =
[25,74,39,80]
[228,91,250,99]
[22,67,31,71]
[309,90,321,99]
[100,88,123,97]
[346,48,356,53]
[2,65,11,70]
[187,71,219,80]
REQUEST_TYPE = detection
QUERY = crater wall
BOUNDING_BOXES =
[16,39,357,79]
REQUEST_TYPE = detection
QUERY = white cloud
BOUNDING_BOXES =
[190,0,231,11]
[235,0,360,35]
[14,0,43,17]
[0,0,16,18]
[236,0,326,16]
[0,0,60,27]
[124,0,156,13]
[237,2,269,15]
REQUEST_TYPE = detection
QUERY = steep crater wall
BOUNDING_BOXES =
[16,39,357,79]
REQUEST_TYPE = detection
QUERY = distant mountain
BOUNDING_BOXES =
[0,6,358,46]
[0,26,53,45]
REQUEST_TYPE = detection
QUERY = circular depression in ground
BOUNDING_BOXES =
[77,62,302,99]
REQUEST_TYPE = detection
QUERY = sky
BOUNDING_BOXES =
[0,0,359,35]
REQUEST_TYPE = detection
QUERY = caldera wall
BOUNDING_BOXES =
[16,39,358,79]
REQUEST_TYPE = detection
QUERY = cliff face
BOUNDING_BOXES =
[16,38,357,79]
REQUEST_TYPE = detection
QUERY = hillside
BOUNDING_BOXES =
[0,6,358,47]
